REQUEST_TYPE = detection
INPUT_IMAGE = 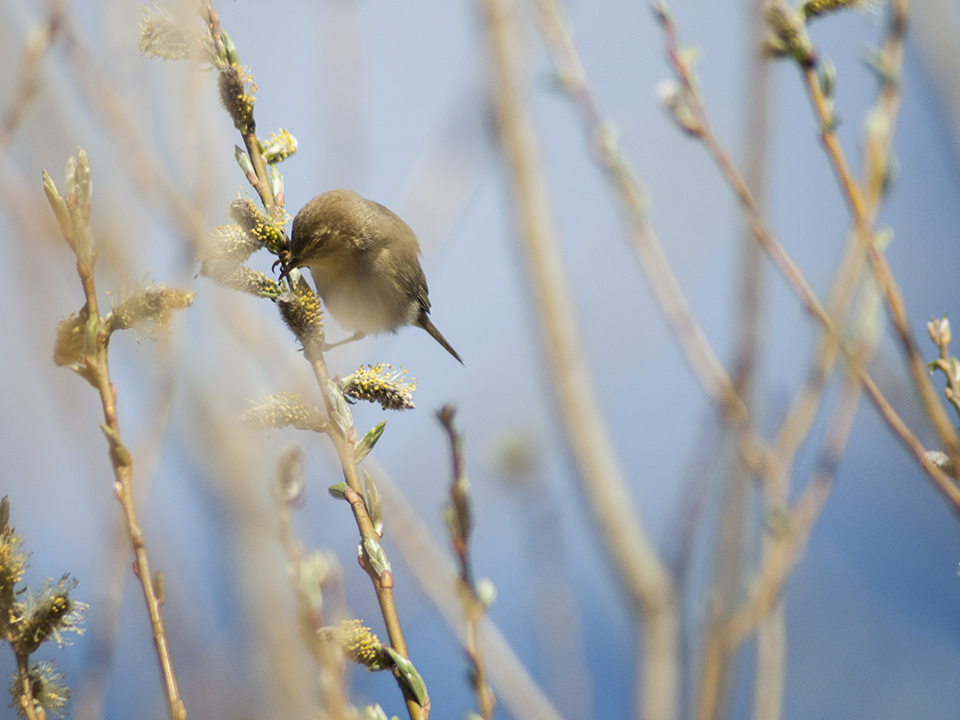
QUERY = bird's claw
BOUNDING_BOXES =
[274,249,292,282]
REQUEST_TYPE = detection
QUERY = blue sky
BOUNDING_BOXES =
[1,1,959,718]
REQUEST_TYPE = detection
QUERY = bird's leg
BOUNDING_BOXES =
[323,331,366,351]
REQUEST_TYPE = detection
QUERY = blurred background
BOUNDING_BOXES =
[0,0,959,718]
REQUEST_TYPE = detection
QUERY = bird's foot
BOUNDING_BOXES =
[323,331,366,351]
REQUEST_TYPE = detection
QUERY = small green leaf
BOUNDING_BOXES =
[100,423,131,465]
[221,29,241,66]
[385,648,428,705]
[43,170,74,249]
[363,470,383,537]
[234,145,255,176]
[326,379,354,438]
[267,163,283,198]
[362,537,391,578]
[355,420,386,464]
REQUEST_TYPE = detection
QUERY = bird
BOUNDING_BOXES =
[278,188,462,363]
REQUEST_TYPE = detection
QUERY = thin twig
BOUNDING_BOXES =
[798,2,960,472]
[656,8,960,516]
[691,367,866,720]
[370,458,569,720]
[437,407,496,720]
[208,5,277,215]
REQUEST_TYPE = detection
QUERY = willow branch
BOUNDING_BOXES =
[66,231,186,720]
[306,354,426,720]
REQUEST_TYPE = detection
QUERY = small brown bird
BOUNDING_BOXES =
[279,189,462,363]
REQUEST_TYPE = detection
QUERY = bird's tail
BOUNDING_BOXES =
[417,315,463,364]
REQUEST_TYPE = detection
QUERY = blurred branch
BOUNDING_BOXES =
[530,0,747,425]
[751,4,911,715]
[728,364,865,650]
[656,3,960,716]
[698,0,775,715]
[57,17,209,251]
[912,0,960,159]
[73,521,127,720]
[481,0,680,718]
[0,1,64,166]
[271,444,351,719]
[655,4,960,517]
[797,0,960,484]
[732,0,775,397]
[693,364,866,720]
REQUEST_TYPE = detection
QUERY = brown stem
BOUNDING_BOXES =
[60,235,185,719]
[438,408,496,720]
[241,125,276,214]
[307,356,426,720]
[78,288,186,720]
[15,652,44,720]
